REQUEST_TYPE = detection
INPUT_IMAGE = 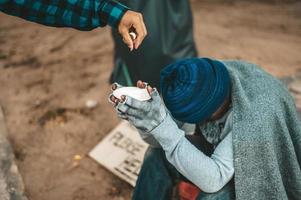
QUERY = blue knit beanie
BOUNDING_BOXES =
[160,58,230,123]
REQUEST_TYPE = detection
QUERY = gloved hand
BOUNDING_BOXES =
[109,81,167,133]
[108,82,128,119]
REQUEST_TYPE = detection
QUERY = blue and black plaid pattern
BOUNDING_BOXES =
[99,0,128,28]
[0,0,128,30]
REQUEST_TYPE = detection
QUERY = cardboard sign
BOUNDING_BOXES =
[89,121,148,186]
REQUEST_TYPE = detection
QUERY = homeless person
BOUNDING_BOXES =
[109,58,301,200]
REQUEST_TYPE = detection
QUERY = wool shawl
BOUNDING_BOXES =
[222,60,301,200]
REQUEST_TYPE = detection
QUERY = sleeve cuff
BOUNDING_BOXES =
[150,114,185,152]
[99,0,129,28]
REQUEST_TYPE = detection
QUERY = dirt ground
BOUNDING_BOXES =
[0,1,301,200]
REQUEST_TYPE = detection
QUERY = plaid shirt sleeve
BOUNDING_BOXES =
[0,0,129,30]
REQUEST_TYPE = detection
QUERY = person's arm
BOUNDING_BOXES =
[138,119,195,148]
[0,0,147,49]
[0,0,127,30]
[111,83,234,193]
[150,114,234,193]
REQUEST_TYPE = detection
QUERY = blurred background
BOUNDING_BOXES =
[0,0,300,200]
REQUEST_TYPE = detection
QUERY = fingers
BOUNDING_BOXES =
[136,80,153,94]
[110,83,124,106]
[115,98,144,117]
[109,94,117,103]
[117,110,128,120]
[125,96,151,111]
[111,82,124,91]
[116,100,130,113]
[110,83,156,111]
[119,26,134,51]
[136,80,147,88]
[109,88,128,106]
[115,101,144,122]
[147,85,153,94]
[114,95,151,114]
[109,93,126,107]
[109,94,130,120]
[118,11,147,50]
[109,94,117,105]
[132,14,147,49]
[150,88,161,101]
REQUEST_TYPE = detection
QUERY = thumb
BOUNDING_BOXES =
[150,89,161,102]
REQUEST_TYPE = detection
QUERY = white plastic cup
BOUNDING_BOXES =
[113,87,151,101]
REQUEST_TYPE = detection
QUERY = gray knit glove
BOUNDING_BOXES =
[115,89,167,132]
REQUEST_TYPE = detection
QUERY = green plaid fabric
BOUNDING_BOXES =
[0,0,128,30]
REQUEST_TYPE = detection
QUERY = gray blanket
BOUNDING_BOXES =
[224,60,301,200]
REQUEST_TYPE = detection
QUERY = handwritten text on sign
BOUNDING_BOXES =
[89,121,148,186]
